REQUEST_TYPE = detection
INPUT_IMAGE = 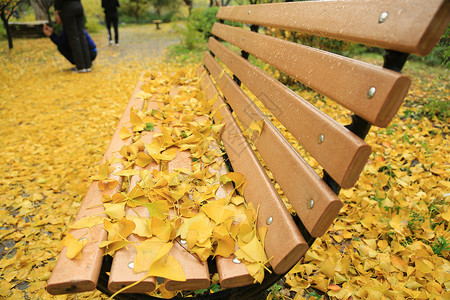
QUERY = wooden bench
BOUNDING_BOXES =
[9,21,49,38]
[153,19,162,30]
[47,0,449,299]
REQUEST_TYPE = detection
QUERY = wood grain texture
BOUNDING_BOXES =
[164,149,210,291]
[198,66,255,288]
[212,23,411,128]
[200,61,308,274]
[108,129,159,293]
[208,37,371,189]
[216,0,450,56]
[47,80,147,295]
[202,53,344,237]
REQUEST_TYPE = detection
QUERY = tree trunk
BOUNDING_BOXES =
[30,0,48,20]
[183,0,192,15]
[135,2,140,22]
[1,12,13,49]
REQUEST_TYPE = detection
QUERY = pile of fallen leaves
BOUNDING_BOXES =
[1,24,449,299]
[65,68,270,297]
[276,61,450,299]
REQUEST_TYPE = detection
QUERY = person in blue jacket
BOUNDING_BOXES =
[43,17,97,69]
[53,0,92,72]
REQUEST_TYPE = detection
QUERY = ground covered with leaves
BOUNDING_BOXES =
[1,24,449,299]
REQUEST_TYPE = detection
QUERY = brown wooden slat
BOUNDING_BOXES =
[200,62,308,274]
[202,52,344,237]
[108,131,158,293]
[212,23,411,128]
[108,209,157,293]
[197,68,258,288]
[47,80,147,295]
[165,149,210,291]
[216,0,450,56]
[208,37,371,189]
[214,166,254,289]
[198,66,255,288]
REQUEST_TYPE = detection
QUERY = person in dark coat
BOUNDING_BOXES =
[102,0,120,45]
[54,0,92,72]
[43,23,97,67]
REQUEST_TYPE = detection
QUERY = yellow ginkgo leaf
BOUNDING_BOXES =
[440,209,450,222]
[231,196,245,206]
[176,212,208,240]
[245,262,265,284]
[148,255,186,282]
[190,245,211,262]
[135,91,152,100]
[125,185,147,206]
[220,172,247,195]
[215,235,235,258]
[119,126,133,140]
[136,152,153,167]
[127,216,152,238]
[104,217,136,241]
[186,228,199,250]
[243,119,264,141]
[158,283,176,299]
[69,216,105,230]
[145,201,169,219]
[90,160,113,181]
[211,123,225,136]
[64,233,88,259]
[134,239,170,273]
[236,234,267,264]
[257,226,267,248]
[99,240,129,256]
[238,222,254,244]
[99,179,119,191]
[90,160,118,191]
[151,217,172,242]
[130,110,145,132]
[212,224,229,239]
[155,147,178,162]
[113,169,140,177]
[202,203,235,225]
[103,202,126,219]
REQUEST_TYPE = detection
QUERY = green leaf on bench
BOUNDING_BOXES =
[145,123,155,131]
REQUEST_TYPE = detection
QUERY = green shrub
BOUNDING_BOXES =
[175,7,218,51]
[85,17,102,33]
[401,97,449,122]
[186,6,219,41]
[410,26,449,67]
[423,26,449,67]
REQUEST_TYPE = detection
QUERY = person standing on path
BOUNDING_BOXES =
[102,0,120,46]
[54,0,92,73]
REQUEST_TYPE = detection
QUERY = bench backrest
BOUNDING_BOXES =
[200,0,449,275]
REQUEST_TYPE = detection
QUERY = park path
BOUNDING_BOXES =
[92,23,180,67]
[0,23,183,299]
